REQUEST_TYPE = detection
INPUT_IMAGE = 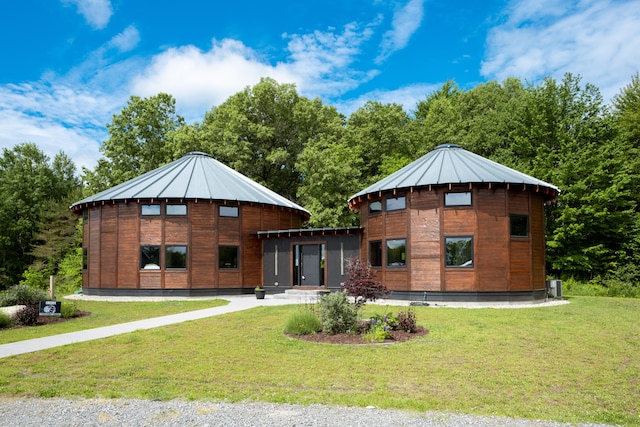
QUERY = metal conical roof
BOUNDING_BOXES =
[71,152,310,217]
[349,144,559,204]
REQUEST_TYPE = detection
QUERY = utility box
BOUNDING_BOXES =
[549,280,562,298]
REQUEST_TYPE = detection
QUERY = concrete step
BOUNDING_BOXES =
[272,289,330,299]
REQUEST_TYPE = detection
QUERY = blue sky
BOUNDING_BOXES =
[1,0,639,170]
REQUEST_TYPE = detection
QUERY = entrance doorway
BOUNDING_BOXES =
[293,244,325,286]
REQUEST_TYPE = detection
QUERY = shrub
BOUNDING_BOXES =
[318,291,358,334]
[284,309,322,335]
[362,316,392,343]
[61,301,79,319]
[397,309,417,333]
[0,284,48,307]
[15,305,40,326]
[0,311,12,328]
[341,258,390,306]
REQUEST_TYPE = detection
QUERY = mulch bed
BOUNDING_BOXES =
[3,311,91,330]
[286,325,428,345]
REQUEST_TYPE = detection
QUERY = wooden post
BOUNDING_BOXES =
[49,276,55,300]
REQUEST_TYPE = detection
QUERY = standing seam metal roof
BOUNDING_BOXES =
[349,144,559,203]
[71,152,310,216]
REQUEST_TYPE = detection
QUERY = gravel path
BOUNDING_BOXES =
[0,398,616,427]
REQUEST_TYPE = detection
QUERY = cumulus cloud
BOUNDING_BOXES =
[334,82,442,115]
[481,0,640,101]
[62,0,113,30]
[376,0,425,64]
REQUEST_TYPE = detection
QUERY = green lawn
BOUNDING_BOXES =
[1,296,638,426]
[0,299,228,344]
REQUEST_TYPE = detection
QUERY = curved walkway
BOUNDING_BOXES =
[0,294,567,359]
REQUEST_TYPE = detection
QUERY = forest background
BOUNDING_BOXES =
[1,72,639,297]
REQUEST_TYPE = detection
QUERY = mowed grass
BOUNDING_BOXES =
[1,297,638,426]
[0,298,228,344]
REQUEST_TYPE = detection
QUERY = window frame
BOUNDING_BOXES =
[165,245,188,269]
[444,236,474,268]
[219,245,239,269]
[82,248,88,270]
[369,240,383,267]
[386,238,407,268]
[219,205,239,218]
[510,214,530,238]
[166,204,187,216]
[368,200,382,215]
[140,245,161,270]
[444,192,472,207]
[141,204,161,216]
[385,195,406,212]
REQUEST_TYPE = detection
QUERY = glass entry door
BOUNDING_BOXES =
[293,244,325,286]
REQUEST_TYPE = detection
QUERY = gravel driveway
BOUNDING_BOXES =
[0,398,616,427]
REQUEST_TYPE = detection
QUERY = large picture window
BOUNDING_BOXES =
[386,196,406,211]
[140,246,161,269]
[386,239,406,267]
[165,245,187,269]
[219,246,239,269]
[445,237,474,267]
[445,192,472,207]
[510,215,529,237]
[369,241,382,267]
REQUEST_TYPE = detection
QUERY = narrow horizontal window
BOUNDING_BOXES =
[141,204,161,215]
[386,196,406,211]
[166,204,187,216]
[386,239,406,267]
[510,214,529,237]
[445,192,472,207]
[369,241,382,267]
[219,246,239,269]
[445,237,474,268]
[368,200,382,214]
[219,205,239,217]
[166,245,187,269]
[140,246,161,269]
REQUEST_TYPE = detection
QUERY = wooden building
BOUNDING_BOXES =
[70,152,310,296]
[347,144,559,302]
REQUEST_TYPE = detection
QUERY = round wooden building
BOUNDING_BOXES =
[348,144,559,302]
[70,152,310,296]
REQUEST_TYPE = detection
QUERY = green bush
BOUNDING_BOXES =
[15,305,39,326]
[0,284,48,307]
[61,301,79,319]
[318,291,358,334]
[0,311,12,328]
[362,316,392,343]
[284,309,322,335]
[397,309,418,333]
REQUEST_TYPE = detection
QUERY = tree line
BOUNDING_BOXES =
[2,73,639,292]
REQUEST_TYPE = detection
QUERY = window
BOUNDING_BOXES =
[140,246,161,269]
[386,196,406,211]
[165,245,187,269]
[219,205,239,217]
[219,246,239,269]
[369,241,382,267]
[141,204,161,215]
[368,200,382,214]
[445,237,474,267]
[445,192,472,207]
[166,204,187,216]
[386,239,406,267]
[82,248,88,270]
[510,215,529,237]
[82,210,88,222]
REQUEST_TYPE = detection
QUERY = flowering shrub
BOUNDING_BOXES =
[363,315,392,343]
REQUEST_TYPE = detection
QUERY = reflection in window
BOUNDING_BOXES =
[166,204,187,216]
[219,206,239,217]
[445,192,472,206]
[369,241,382,267]
[386,196,406,211]
[445,237,474,267]
[386,239,406,267]
[510,215,529,237]
[82,248,88,270]
[166,245,187,269]
[368,200,382,214]
[141,204,161,215]
[219,246,239,269]
[140,246,161,269]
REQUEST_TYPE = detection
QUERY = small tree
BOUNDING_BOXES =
[341,258,389,306]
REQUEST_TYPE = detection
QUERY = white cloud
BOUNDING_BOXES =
[62,0,113,30]
[334,83,441,116]
[481,0,640,101]
[376,0,425,64]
